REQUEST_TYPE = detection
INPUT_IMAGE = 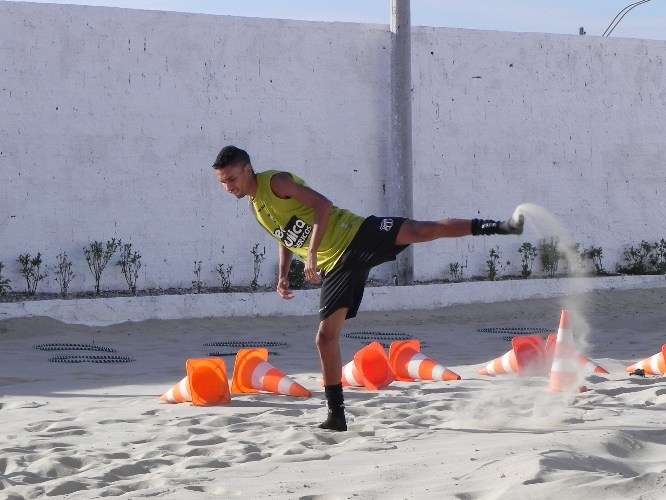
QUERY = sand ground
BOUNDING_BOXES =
[1,287,665,499]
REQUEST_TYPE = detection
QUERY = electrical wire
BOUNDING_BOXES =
[602,0,652,36]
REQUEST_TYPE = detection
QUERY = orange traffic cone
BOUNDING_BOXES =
[389,340,460,381]
[548,310,582,392]
[186,358,231,406]
[578,354,610,375]
[160,376,191,403]
[342,342,395,390]
[626,345,666,375]
[545,334,609,375]
[160,358,231,406]
[231,348,312,397]
[479,336,547,376]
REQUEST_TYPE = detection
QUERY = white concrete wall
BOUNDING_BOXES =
[411,28,666,280]
[1,2,664,295]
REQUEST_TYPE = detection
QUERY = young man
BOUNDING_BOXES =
[212,145,524,431]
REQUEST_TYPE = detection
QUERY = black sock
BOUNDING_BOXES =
[318,383,347,431]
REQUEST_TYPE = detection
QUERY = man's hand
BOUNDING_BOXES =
[271,173,331,285]
[277,277,294,299]
[305,252,322,285]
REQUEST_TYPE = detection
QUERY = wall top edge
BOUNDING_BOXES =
[6,1,665,44]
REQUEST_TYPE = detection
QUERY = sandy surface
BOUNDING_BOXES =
[1,287,665,499]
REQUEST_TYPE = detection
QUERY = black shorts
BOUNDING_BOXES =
[319,216,408,321]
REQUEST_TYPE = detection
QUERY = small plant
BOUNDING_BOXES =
[84,239,121,295]
[448,257,468,282]
[288,258,306,290]
[517,242,538,279]
[250,244,266,290]
[616,240,654,275]
[0,261,12,297]
[539,237,561,277]
[54,252,75,297]
[649,239,666,274]
[486,246,510,281]
[216,263,233,291]
[17,252,48,295]
[215,246,233,291]
[584,246,605,275]
[192,260,203,293]
[562,242,586,275]
[117,243,142,295]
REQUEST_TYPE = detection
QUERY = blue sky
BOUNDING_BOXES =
[9,0,666,40]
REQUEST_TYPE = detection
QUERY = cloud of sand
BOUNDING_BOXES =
[446,203,600,428]
[514,202,593,353]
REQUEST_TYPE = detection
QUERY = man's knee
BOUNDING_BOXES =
[316,327,338,350]
[315,309,347,350]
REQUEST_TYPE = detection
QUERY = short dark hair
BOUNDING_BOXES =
[212,145,251,170]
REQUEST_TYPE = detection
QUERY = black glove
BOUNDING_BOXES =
[472,214,524,236]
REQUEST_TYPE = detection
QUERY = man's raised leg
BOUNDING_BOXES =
[395,212,524,245]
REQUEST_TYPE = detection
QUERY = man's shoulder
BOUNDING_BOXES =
[257,170,297,184]
[257,169,283,179]
[261,170,308,187]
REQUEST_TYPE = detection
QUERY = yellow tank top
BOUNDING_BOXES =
[251,171,364,272]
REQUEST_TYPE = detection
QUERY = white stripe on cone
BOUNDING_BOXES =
[277,376,295,395]
[500,351,514,374]
[431,364,446,380]
[252,361,272,389]
[407,353,427,378]
[649,354,662,374]
[551,358,580,372]
[165,377,190,403]
[343,361,361,386]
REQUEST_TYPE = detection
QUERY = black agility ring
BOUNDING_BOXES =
[203,341,288,348]
[502,335,551,342]
[208,351,280,357]
[477,327,552,334]
[33,343,117,352]
[48,355,134,363]
[360,340,430,349]
[343,332,414,341]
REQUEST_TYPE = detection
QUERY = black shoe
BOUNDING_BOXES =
[498,213,525,235]
[318,411,347,432]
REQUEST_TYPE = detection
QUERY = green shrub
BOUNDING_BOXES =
[192,260,202,293]
[539,237,561,277]
[486,246,509,281]
[54,252,75,297]
[0,261,12,297]
[649,239,666,274]
[583,246,605,275]
[250,244,266,290]
[616,241,654,275]
[117,243,142,295]
[518,242,538,278]
[216,246,233,291]
[84,239,121,295]
[448,258,467,282]
[17,252,47,295]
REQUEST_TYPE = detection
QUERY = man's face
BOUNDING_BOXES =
[215,163,253,199]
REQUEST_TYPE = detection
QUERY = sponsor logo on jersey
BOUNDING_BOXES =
[380,218,393,232]
[274,216,312,248]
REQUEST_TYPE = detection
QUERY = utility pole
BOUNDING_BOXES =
[388,0,414,285]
